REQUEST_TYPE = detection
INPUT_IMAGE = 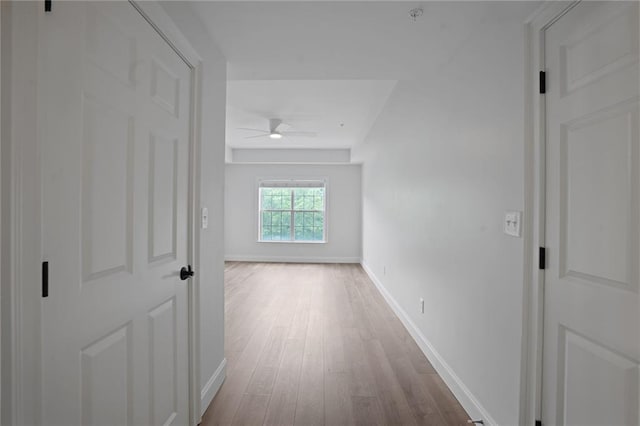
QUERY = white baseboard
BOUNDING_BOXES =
[360,261,497,426]
[224,255,361,264]
[200,358,227,417]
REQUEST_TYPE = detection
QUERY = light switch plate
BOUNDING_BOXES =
[201,207,209,229]
[504,211,521,237]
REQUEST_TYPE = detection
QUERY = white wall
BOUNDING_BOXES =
[159,2,227,418]
[225,163,361,263]
[232,148,350,164]
[353,4,535,425]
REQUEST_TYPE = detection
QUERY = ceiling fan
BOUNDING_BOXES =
[238,118,317,140]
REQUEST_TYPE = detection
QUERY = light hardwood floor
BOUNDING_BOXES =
[202,262,471,426]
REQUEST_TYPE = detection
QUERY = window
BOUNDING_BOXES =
[259,180,326,242]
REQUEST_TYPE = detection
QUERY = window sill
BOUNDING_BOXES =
[257,240,326,244]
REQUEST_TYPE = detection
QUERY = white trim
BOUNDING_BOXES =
[225,255,361,264]
[129,3,204,425]
[230,162,358,166]
[253,175,331,245]
[257,183,328,244]
[129,1,201,68]
[360,260,498,426]
[4,3,42,424]
[521,2,579,425]
[200,358,227,417]
[0,3,3,422]
[256,240,326,245]
[188,59,204,426]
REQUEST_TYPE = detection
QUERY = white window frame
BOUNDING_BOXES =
[257,179,327,243]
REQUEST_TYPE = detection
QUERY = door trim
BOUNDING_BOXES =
[2,3,42,424]
[521,2,580,425]
[2,2,205,424]
[130,3,203,424]
[0,3,3,423]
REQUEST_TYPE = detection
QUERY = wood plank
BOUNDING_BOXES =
[287,275,312,340]
[422,373,470,422]
[392,356,442,422]
[343,272,376,341]
[245,326,287,395]
[293,275,325,426]
[440,405,472,426]
[204,302,276,424]
[323,266,348,375]
[362,339,417,425]
[324,372,355,425]
[231,394,270,426]
[351,396,385,426]
[203,262,471,426]
[263,338,305,426]
[343,327,377,398]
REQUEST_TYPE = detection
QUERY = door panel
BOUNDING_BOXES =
[559,7,638,96]
[150,59,181,117]
[39,2,191,425]
[148,298,178,426]
[543,2,640,425]
[149,134,178,262]
[81,324,133,426]
[560,101,637,290]
[81,96,135,282]
[559,328,639,426]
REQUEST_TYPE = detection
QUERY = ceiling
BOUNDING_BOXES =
[226,80,396,149]
[191,1,537,149]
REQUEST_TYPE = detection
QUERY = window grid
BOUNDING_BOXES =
[259,186,325,242]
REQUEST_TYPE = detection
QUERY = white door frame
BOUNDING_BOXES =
[127,3,204,424]
[0,3,3,423]
[1,3,41,423]
[520,2,580,425]
[1,2,205,424]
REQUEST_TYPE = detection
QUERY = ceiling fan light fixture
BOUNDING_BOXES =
[269,132,283,139]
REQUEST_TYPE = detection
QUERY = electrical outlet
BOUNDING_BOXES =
[420,298,425,314]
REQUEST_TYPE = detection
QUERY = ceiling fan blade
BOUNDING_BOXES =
[281,131,317,138]
[244,134,268,139]
[237,127,268,133]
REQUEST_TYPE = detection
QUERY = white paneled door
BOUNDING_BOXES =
[39,2,191,425]
[543,1,640,425]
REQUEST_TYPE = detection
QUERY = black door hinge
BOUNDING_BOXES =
[535,420,542,426]
[45,0,52,13]
[539,71,546,94]
[42,261,49,298]
[539,247,546,270]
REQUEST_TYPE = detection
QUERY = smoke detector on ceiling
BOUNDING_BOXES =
[409,8,423,21]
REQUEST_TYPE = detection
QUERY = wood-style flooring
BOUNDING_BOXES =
[201,262,471,426]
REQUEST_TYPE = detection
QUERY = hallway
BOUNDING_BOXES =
[202,263,471,425]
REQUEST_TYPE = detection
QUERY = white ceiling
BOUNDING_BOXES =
[226,80,396,148]
[191,1,539,149]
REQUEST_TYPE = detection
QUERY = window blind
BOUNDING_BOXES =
[259,180,325,188]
